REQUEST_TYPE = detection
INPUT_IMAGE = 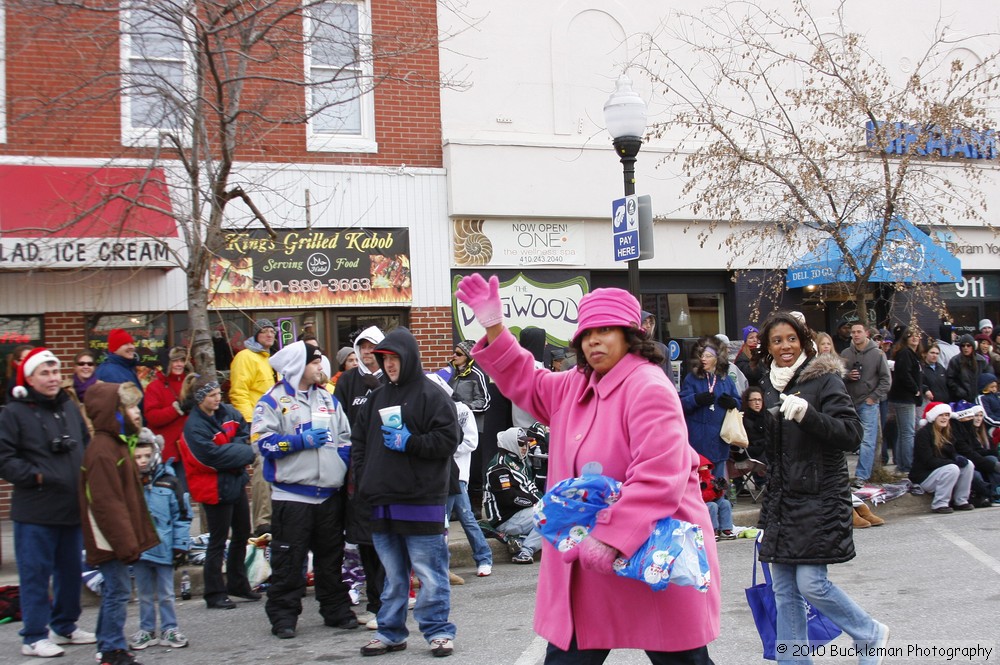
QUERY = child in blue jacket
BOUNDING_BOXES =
[130,431,191,650]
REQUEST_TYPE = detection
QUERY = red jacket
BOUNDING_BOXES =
[144,371,187,462]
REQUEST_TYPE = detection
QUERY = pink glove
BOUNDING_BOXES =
[455,273,504,328]
[575,536,619,573]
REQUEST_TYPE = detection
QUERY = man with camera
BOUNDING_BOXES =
[0,348,96,658]
[841,323,891,488]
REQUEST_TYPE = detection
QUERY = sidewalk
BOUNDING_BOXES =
[0,458,932,605]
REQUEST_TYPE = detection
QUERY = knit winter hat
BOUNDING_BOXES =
[107,328,135,353]
[117,382,143,408]
[950,400,984,420]
[980,373,998,393]
[335,346,354,368]
[742,325,758,341]
[920,401,952,426]
[571,288,641,344]
[455,340,475,358]
[974,333,992,344]
[979,318,993,331]
[11,348,60,398]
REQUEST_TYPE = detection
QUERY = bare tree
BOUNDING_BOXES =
[637,0,1000,324]
[6,0,470,375]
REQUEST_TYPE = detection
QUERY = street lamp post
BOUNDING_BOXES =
[603,75,648,301]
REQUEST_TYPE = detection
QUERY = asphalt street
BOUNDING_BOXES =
[0,505,997,665]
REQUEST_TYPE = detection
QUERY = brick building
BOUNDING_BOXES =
[0,0,454,519]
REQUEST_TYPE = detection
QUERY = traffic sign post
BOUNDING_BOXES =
[611,194,653,263]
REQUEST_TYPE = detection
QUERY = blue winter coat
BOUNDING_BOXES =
[679,372,741,465]
[95,354,143,394]
[139,462,192,566]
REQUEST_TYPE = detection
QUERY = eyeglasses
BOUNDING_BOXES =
[453,351,466,357]
[748,397,764,403]
[961,343,974,348]
[76,361,95,366]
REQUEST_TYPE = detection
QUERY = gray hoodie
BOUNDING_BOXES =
[840,340,891,405]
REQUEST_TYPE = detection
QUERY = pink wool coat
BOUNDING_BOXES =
[473,330,721,652]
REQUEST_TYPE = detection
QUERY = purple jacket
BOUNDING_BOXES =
[472,330,720,652]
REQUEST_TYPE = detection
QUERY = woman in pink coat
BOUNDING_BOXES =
[457,274,720,664]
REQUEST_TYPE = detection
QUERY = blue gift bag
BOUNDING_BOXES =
[534,474,622,553]
[612,517,711,592]
[745,533,842,660]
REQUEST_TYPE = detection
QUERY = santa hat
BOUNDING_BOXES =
[950,400,984,420]
[920,401,952,427]
[11,348,60,399]
[107,328,135,353]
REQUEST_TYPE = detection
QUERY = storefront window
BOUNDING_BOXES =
[88,314,169,383]
[1,316,44,392]
[641,293,724,341]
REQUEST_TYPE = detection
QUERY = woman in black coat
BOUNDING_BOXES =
[754,312,887,658]
[887,327,923,473]
[946,334,986,402]
[921,343,949,404]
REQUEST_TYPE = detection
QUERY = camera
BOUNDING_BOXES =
[50,435,77,454]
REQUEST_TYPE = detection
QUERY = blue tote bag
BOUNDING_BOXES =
[745,534,842,660]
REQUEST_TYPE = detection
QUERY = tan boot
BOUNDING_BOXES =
[852,509,871,529]
[855,503,884,526]
[448,571,465,585]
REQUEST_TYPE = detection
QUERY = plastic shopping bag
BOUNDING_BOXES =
[533,474,622,553]
[612,517,711,592]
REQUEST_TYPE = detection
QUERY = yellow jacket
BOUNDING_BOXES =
[228,347,274,421]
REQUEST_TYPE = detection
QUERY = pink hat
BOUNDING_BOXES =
[572,288,641,344]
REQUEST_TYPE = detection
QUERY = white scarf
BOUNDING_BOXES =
[769,352,807,392]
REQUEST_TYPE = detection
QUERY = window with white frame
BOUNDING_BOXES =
[305,0,377,153]
[120,2,191,146]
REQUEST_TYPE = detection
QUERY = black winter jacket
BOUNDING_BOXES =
[180,403,254,505]
[758,354,863,565]
[946,353,986,403]
[909,423,962,485]
[351,328,460,530]
[0,388,89,525]
[888,347,922,405]
[921,361,949,403]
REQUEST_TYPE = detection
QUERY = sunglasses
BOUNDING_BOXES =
[961,343,974,348]
[453,351,466,357]
[76,361,95,366]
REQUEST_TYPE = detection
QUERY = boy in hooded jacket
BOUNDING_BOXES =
[483,426,543,564]
[81,382,160,665]
[253,341,355,639]
[129,432,191,650]
[351,328,460,658]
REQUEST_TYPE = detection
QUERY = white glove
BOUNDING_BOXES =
[779,393,809,423]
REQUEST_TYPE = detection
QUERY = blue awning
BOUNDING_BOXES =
[785,217,962,288]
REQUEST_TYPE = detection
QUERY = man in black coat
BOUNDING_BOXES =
[0,349,96,657]
[351,328,460,657]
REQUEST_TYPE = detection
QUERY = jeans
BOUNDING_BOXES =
[706,498,733,531]
[447,481,493,566]
[202,491,251,603]
[496,507,543,554]
[133,561,177,633]
[13,522,83,645]
[544,635,715,664]
[95,559,131,653]
[771,563,880,665]
[372,531,455,645]
[854,402,880,481]
[888,402,915,472]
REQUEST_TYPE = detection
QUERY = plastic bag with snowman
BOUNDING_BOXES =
[534,473,711,592]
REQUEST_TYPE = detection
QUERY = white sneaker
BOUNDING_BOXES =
[365,617,378,630]
[21,639,66,658]
[49,628,97,645]
[355,610,376,626]
[476,564,492,577]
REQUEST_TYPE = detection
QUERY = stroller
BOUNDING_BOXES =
[726,446,766,504]
[525,421,550,492]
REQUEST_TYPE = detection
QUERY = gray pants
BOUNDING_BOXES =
[919,463,974,509]
[497,507,543,554]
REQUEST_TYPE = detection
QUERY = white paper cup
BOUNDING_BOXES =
[312,412,331,431]
[379,406,403,429]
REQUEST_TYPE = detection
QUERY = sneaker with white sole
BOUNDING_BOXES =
[355,611,376,626]
[49,628,97,645]
[476,564,492,577]
[160,629,188,648]
[129,630,158,650]
[511,548,534,564]
[22,639,66,658]
[430,637,454,657]
[365,617,378,630]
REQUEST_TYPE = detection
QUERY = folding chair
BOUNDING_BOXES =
[727,447,767,504]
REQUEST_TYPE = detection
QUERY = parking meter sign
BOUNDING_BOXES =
[612,196,640,262]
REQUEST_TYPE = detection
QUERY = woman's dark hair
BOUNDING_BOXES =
[753,312,816,368]
[890,325,925,359]
[73,350,95,364]
[569,326,664,375]
[689,335,729,377]
[5,344,33,380]
[741,385,765,413]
